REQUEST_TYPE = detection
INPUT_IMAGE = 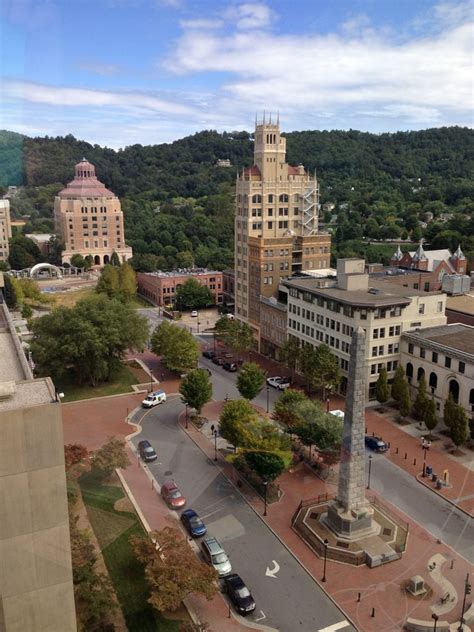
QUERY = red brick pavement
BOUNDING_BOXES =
[183,403,473,632]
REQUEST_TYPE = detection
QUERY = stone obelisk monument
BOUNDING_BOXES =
[326,327,375,537]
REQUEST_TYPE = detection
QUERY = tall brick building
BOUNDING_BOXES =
[234,115,331,349]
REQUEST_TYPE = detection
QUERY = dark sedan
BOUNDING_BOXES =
[223,362,238,372]
[212,356,225,365]
[180,509,207,537]
[138,440,158,462]
[222,574,256,615]
[202,350,216,359]
[365,435,388,452]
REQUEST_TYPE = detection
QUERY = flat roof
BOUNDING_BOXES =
[283,277,440,308]
[446,294,474,315]
[402,324,474,357]
[140,269,221,278]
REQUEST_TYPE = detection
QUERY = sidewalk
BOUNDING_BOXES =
[185,399,473,632]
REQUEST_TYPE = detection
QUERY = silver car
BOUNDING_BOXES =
[201,536,232,577]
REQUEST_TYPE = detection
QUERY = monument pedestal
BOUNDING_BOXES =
[325,499,378,540]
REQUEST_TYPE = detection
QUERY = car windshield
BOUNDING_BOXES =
[212,553,227,564]
[235,586,250,598]
[144,447,154,453]
[169,489,181,498]
[376,441,385,447]
[190,517,203,527]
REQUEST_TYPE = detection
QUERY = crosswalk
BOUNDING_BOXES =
[317,621,350,632]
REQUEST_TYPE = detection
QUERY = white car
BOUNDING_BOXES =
[191,310,198,317]
[266,376,291,390]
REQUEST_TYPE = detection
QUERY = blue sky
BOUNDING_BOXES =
[1,0,472,148]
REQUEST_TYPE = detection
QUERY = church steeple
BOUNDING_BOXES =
[412,240,427,262]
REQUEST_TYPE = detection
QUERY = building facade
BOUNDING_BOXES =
[137,270,223,307]
[0,301,76,631]
[54,158,132,266]
[222,269,235,313]
[0,199,12,263]
[446,295,474,327]
[234,115,331,348]
[259,294,288,359]
[283,259,447,399]
[400,324,474,418]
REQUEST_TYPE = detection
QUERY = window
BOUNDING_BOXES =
[380,328,385,338]
[267,209,273,216]
[408,343,414,354]
[268,194,274,203]
[420,348,425,359]
[432,352,438,363]
[424,282,430,291]
[389,325,401,336]
[388,343,399,354]
[459,361,465,374]
[445,357,451,368]
[419,304,425,315]
[437,301,443,312]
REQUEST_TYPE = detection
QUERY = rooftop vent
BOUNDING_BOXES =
[368,288,381,295]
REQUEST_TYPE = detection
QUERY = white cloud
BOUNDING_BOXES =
[179,18,223,29]
[224,2,274,30]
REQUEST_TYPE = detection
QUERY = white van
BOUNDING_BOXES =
[142,390,167,408]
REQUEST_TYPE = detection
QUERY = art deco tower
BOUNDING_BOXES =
[54,159,132,266]
[234,115,331,348]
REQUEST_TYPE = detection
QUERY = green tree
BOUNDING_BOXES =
[117,262,136,302]
[214,317,254,360]
[299,345,319,394]
[219,399,258,448]
[3,274,19,308]
[423,397,438,436]
[279,337,301,378]
[293,400,343,453]
[131,527,217,613]
[413,374,429,421]
[272,389,307,429]
[175,278,213,310]
[443,393,457,428]
[179,369,212,415]
[399,381,411,418]
[244,451,286,482]
[313,344,341,398]
[85,255,94,270]
[150,321,199,374]
[91,437,130,479]
[18,277,43,302]
[110,250,120,266]
[21,303,33,319]
[70,254,87,268]
[391,365,406,403]
[96,264,119,298]
[30,295,149,386]
[450,404,469,448]
[236,362,265,400]
[47,235,64,265]
[375,366,390,406]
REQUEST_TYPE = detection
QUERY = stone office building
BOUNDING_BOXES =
[283,258,447,399]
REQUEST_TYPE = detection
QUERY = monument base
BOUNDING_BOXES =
[324,499,378,540]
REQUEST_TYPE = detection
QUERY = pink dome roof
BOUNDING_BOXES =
[58,158,116,199]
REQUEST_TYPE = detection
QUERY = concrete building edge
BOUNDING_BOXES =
[177,410,360,632]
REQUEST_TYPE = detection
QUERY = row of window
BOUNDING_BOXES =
[370,360,399,375]
[407,344,465,373]
[264,262,290,271]
[238,194,298,204]
[372,343,399,357]
[373,325,401,338]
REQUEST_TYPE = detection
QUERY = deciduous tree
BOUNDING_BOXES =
[375,367,390,406]
[443,393,457,428]
[272,389,307,429]
[219,399,258,448]
[91,437,130,479]
[450,404,469,448]
[279,337,301,378]
[150,321,199,374]
[236,362,265,400]
[244,451,286,482]
[423,398,438,436]
[399,381,411,419]
[130,527,217,612]
[391,365,406,403]
[413,374,429,421]
[64,444,89,471]
[96,264,119,298]
[179,369,212,415]
[175,278,213,310]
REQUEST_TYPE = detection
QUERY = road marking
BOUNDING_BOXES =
[317,620,350,632]
[265,560,280,578]
[254,610,266,622]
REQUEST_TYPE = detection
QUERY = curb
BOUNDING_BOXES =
[177,409,360,632]
[415,473,474,519]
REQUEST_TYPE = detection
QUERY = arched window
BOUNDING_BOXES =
[103,254,110,264]
[406,362,413,383]
[417,367,425,382]
[279,194,288,203]
[449,379,460,403]
[429,372,438,393]
[94,255,101,266]
[252,194,262,204]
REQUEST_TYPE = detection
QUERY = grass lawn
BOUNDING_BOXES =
[49,286,95,308]
[59,364,140,402]
[79,471,181,632]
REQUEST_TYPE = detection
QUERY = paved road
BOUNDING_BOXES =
[366,452,474,563]
[132,398,355,632]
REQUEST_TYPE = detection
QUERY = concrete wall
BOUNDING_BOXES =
[0,402,76,632]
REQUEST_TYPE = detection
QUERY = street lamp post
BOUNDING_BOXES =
[322,538,329,582]
[432,614,439,632]
[213,429,218,462]
[197,320,200,334]
[367,455,373,490]
[263,480,268,516]
[458,573,471,632]
[266,385,270,413]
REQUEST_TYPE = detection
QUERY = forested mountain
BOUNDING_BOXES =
[0,126,473,272]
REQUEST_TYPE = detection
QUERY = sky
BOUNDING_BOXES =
[0,0,472,148]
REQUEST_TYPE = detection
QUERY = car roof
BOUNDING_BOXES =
[203,536,222,552]
[138,440,152,448]
[150,390,165,396]
[182,508,197,518]
[162,480,178,490]
[225,573,244,587]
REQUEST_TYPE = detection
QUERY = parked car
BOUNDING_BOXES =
[138,440,158,462]
[212,356,225,366]
[191,310,198,317]
[202,350,216,359]
[266,376,291,390]
[223,362,238,372]
[161,480,186,508]
[180,509,207,537]
[223,574,256,615]
[201,536,232,576]
[142,390,167,408]
[365,435,388,452]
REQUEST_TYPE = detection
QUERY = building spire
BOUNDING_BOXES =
[412,239,427,262]
[393,244,403,261]
[452,243,465,259]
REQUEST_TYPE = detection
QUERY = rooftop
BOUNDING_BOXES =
[446,294,474,315]
[283,276,441,308]
[141,268,221,278]
[402,323,474,358]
